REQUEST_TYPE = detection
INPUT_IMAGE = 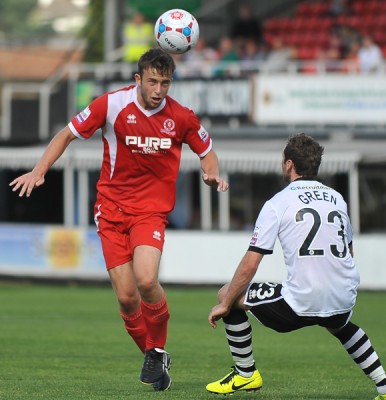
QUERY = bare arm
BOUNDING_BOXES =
[208,250,264,328]
[200,149,229,192]
[9,126,77,197]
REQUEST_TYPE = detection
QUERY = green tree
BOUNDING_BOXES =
[0,0,54,39]
[81,0,104,62]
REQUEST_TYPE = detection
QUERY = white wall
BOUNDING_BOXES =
[0,225,385,290]
[160,231,386,290]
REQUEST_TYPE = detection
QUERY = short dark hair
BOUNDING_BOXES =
[283,133,324,178]
[137,48,176,78]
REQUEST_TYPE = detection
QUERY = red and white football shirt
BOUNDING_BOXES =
[69,85,212,214]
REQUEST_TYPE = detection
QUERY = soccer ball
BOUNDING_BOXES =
[154,9,199,54]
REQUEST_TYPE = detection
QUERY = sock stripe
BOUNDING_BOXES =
[342,327,363,349]
[230,346,253,356]
[347,333,368,354]
[223,309,255,372]
[356,347,376,366]
[376,378,386,393]
[228,338,252,349]
[334,322,386,391]
[227,333,252,343]
[363,358,381,375]
[225,321,250,332]
[351,340,371,360]
[225,327,251,338]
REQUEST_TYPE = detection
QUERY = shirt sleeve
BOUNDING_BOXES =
[248,201,279,254]
[68,94,108,139]
[183,110,212,157]
[346,214,353,246]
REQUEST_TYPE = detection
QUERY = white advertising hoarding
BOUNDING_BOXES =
[107,79,251,117]
[169,79,250,116]
[1,225,386,289]
[253,74,386,124]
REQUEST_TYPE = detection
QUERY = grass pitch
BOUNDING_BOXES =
[0,282,385,400]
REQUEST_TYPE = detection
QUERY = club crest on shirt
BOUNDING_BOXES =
[160,119,176,136]
[75,106,91,124]
[250,226,260,245]
[198,125,209,143]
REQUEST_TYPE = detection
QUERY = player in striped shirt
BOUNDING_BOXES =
[206,133,385,400]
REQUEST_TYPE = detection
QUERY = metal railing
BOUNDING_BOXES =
[1,58,385,142]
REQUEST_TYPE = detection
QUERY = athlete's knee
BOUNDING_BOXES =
[218,283,248,311]
[328,321,358,339]
[327,326,344,335]
[117,291,141,313]
[136,276,159,296]
[136,278,165,305]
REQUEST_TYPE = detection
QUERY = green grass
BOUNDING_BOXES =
[0,282,385,399]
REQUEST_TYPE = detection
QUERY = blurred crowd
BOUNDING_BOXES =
[123,1,385,77]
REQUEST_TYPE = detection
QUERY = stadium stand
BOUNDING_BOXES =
[0,0,385,233]
[263,0,386,61]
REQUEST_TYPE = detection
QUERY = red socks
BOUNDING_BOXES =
[120,308,147,353]
[119,293,170,352]
[141,293,170,350]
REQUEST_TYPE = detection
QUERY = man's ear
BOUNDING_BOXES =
[134,73,141,85]
[286,159,295,174]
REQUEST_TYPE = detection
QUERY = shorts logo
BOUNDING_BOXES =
[75,106,91,124]
[161,119,176,136]
[153,231,161,241]
[127,114,136,124]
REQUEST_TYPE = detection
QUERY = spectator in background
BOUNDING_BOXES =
[316,33,343,72]
[341,39,360,73]
[328,0,351,17]
[264,36,296,73]
[358,35,383,73]
[214,36,240,77]
[240,38,267,74]
[122,11,154,64]
[230,3,262,45]
[337,25,361,60]
[217,36,240,61]
[182,37,219,77]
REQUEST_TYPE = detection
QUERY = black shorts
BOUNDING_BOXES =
[244,282,352,333]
